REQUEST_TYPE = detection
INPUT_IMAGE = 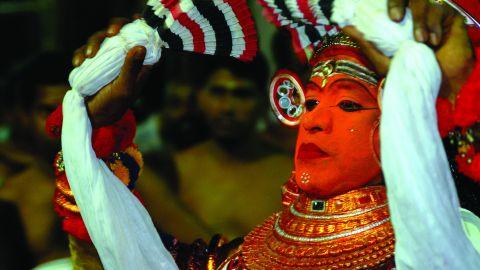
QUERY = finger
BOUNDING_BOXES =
[85,31,107,58]
[426,5,444,46]
[72,45,87,67]
[118,46,147,95]
[106,17,130,37]
[343,26,391,76]
[410,0,429,42]
[388,0,407,22]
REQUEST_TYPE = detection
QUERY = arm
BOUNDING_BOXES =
[57,12,175,268]
[49,104,174,268]
[49,104,243,270]
[134,167,214,242]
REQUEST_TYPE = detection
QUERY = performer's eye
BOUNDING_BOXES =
[305,99,319,111]
[338,100,363,112]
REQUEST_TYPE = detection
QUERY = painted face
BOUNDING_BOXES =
[295,57,382,198]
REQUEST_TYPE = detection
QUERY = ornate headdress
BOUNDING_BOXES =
[269,32,380,126]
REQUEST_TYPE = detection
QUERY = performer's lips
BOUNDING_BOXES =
[297,143,329,160]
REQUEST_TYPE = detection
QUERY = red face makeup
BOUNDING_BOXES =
[294,56,382,198]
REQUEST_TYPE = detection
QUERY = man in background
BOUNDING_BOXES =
[0,52,69,264]
[166,55,293,241]
[136,54,293,242]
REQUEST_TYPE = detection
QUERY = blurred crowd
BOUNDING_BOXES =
[0,1,307,269]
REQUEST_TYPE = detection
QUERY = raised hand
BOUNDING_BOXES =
[72,17,131,67]
[343,0,474,101]
[71,17,152,127]
[388,0,474,99]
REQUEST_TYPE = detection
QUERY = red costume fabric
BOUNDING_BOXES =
[46,105,137,158]
[436,45,480,183]
[46,105,142,242]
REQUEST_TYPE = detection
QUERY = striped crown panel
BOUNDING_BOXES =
[257,0,339,61]
[144,0,257,61]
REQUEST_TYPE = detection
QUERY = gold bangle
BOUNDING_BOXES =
[55,193,80,213]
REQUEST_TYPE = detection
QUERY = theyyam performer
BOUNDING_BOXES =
[43,0,480,269]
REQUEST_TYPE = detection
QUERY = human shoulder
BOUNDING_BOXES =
[174,140,220,164]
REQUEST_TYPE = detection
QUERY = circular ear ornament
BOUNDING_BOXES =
[269,70,306,127]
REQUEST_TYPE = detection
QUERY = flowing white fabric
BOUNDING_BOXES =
[62,19,178,270]
[332,0,480,269]
[462,208,480,254]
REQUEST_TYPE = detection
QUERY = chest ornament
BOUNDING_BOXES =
[240,186,395,269]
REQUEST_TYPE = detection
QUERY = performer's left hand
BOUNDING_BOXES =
[85,46,151,127]
[343,0,475,101]
[72,17,152,127]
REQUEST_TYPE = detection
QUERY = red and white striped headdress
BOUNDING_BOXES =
[257,0,339,62]
[143,0,257,61]
[257,0,480,62]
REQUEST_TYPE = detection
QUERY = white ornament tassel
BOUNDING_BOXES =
[62,19,178,270]
[332,0,480,269]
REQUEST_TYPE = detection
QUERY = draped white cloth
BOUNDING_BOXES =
[62,19,178,270]
[332,0,480,269]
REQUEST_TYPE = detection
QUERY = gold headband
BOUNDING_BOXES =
[311,59,379,87]
[312,33,360,60]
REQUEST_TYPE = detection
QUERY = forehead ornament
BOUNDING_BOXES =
[311,59,379,88]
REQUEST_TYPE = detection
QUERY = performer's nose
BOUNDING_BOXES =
[302,107,333,134]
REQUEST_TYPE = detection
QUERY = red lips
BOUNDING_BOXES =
[297,143,329,160]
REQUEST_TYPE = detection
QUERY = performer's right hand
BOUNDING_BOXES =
[72,17,152,128]
[343,0,474,102]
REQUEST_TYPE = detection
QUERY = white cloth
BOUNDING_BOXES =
[62,19,178,270]
[462,208,480,254]
[332,0,480,269]
[33,258,72,270]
